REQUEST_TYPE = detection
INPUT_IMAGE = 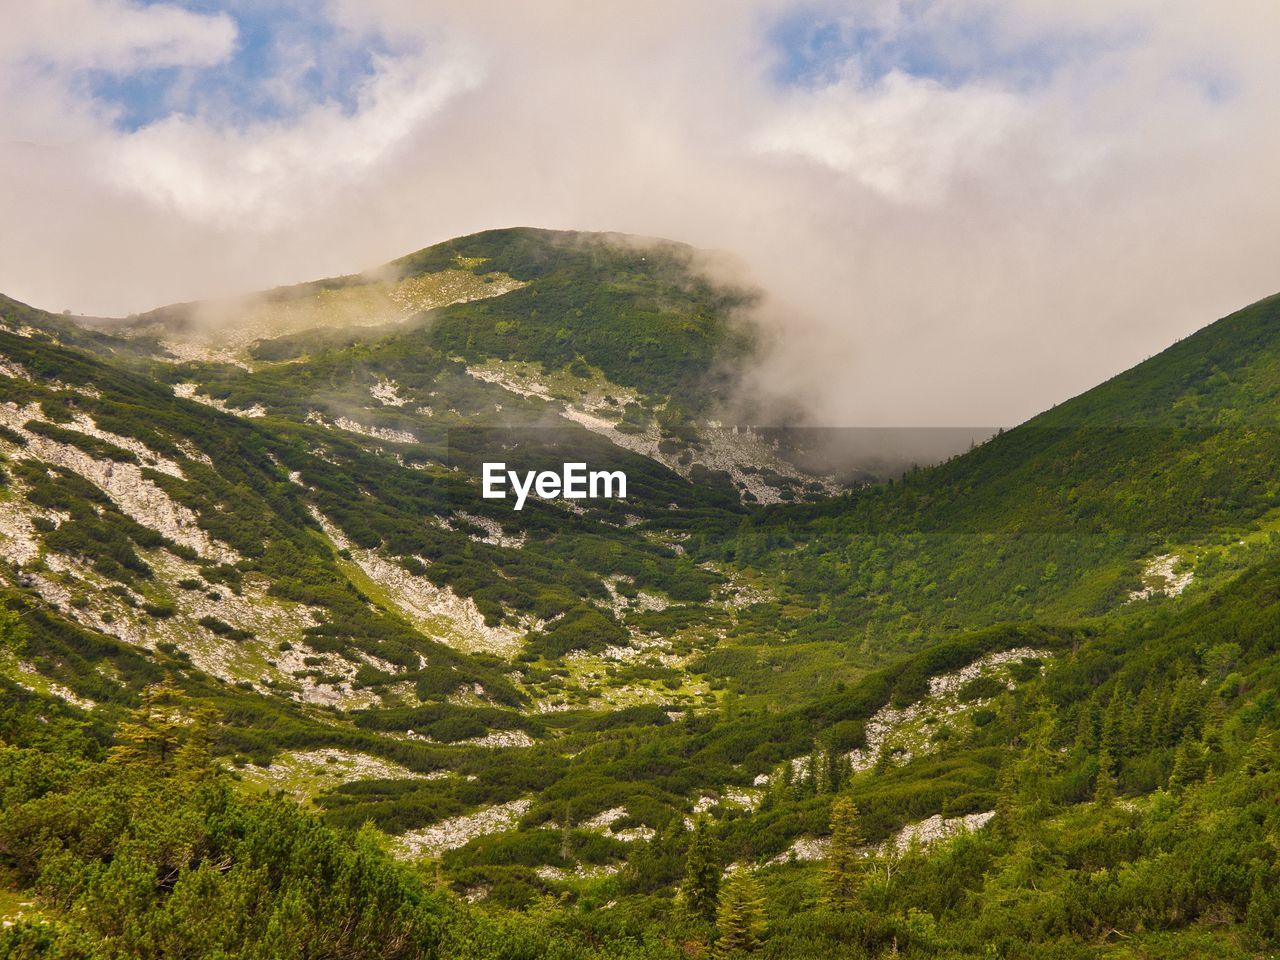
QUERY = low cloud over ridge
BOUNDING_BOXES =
[2,0,1280,427]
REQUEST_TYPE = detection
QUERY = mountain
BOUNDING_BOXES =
[722,291,1280,649]
[2,230,1280,959]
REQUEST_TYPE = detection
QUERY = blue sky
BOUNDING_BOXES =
[83,1,1155,131]
[88,1,394,129]
[77,0,1234,139]
[768,5,1138,93]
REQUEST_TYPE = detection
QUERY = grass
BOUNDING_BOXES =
[0,870,39,928]
[138,267,527,366]
[235,748,426,804]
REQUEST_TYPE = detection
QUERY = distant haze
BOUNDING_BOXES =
[3,1,1280,427]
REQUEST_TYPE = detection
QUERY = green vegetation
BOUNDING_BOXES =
[409,229,756,409]
[1,230,1280,957]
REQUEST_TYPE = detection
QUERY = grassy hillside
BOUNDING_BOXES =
[1,233,1279,958]
[703,292,1280,652]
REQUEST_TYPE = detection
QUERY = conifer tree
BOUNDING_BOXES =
[173,704,221,782]
[109,678,190,767]
[683,817,721,925]
[993,756,1019,840]
[1168,733,1205,793]
[872,742,892,776]
[1093,747,1116,807]
[831,751,844,795]
[1200,695,1226,762]
[1016,701,1060,817]
[823,796,864,908]
[1245,731,1274,776]
[812,740,830,795]
[803,753,817,796]
[1100,689,1126,757]
[1165,671,1203,746]
[1133,685,1157,752]
[1246,873,1280,946]
[768,762,794,806]
[821,735,844,794]
[1074,700,1097,754]
[715,870,766,958]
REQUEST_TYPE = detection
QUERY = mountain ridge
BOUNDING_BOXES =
[3,228,1280,958]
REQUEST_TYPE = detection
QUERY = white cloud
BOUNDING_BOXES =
[2,0,1280,428]
[0,0,235,72]
[752,70,1027,202]
[102,48,481,226]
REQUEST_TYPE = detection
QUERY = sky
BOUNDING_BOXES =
[2,1,1280,427]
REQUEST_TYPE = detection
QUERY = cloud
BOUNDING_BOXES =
[752,70,1027,202]
[102,48,481,226]
[2,0,1280,428]
[0,0,235,72]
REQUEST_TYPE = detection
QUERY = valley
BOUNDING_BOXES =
[1,229,1279,959]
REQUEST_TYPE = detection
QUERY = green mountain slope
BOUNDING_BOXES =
[2,232,1280,958]
[712,292,1280,651]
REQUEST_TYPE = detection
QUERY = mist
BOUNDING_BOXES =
[3,1,1280,428]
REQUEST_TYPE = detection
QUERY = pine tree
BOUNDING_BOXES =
[1100,688,1127,757]
[820,734,843,794]
[1093,747,1116,807]
[823,796,864,908]
[1173,779,1204,832]
[1133,685,1157,752]
[173,704,221,782]
[859,621,874,655]
[109,678,190,767]
[832,751,849,793]
[714,870,766,958]
[683,817,721,925]
[872,742,893,776]
[812,740,830,795]
[1168,733,1205,793]
[1246,873,1280,946]
[1165,671,1203,746]
[1244,731,1274,776]
[1016,700,1060,817]
[1200,695,1226,763]
[768,762,794,806]
[993,756,1019,840]
[1074,700,1097,754]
